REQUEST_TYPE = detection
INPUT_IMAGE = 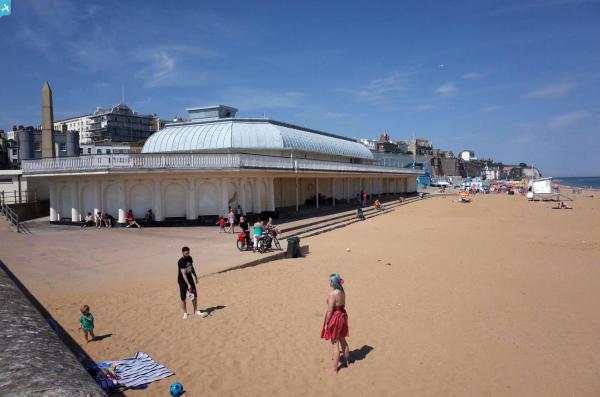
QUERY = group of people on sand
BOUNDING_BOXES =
[80,209,143,229]
[552,201,573,210]
[78,247,352,373]
[216,205,244,233]
[172,243,351,373]
[81,211,116,228]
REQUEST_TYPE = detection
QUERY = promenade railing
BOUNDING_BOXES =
[0,190,36,205]
[21,153,423,175]
[0,197,20,233]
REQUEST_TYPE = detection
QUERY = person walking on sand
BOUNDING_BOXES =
[226,209,236,233]
[79,304,96,343]
[321,273,350,374]
[178,246,208,319]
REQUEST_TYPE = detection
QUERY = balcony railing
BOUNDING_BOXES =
[21,153,424,175]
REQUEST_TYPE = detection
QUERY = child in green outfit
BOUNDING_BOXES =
[79,304,95,343]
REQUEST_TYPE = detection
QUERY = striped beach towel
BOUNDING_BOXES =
[113,351,174,388]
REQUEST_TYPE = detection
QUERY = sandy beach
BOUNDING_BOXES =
[2,193,600,396]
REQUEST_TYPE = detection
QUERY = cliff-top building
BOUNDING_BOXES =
[54,103,159,144]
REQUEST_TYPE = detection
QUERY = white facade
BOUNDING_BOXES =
[5,130,17,141]
[530,178,553,194]
[460,150,476,162]
[80,143,131,156]
[54,115,93,144]
[22,153,420,223]
[0,169,49,203]
[41,172,417,223]
[360,139,377,151]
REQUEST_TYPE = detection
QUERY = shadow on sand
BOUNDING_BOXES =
[349,345,374,364]
[204,305,226,315]
[0,260,126,397]
[92,333,113,342]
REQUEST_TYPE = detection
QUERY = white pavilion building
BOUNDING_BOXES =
[22,105,422,224]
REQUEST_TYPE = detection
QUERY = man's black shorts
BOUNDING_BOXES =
[179,280,197,301]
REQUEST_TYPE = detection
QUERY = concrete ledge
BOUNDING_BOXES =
[0,261,107,397]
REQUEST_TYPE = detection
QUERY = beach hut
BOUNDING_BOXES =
[528,177,555,201]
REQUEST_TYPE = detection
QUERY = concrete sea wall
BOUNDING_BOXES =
[0,261,106,397]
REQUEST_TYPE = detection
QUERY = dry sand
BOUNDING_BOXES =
[2,193,600,396]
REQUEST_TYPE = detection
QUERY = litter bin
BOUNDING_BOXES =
[286,236,301,258]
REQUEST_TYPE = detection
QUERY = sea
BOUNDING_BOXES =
[553,176,600,190]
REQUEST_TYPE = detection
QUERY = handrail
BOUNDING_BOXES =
[0,190,36,205]
[21,153,424,175]
[0,201,20,233]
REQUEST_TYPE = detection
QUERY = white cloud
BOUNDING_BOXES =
[153,53,176,80]
[335,72,410,105]
[135,52,180,88]
[547,110,590,129]
[525,83,577,99]
[415,104,434,112]
[435,82,457,96]
[462,72,483,80]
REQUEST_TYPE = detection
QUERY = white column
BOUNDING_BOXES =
[331,178,336,205]
[117,179,126,224]
[315,178,319,208]
[49,181,58,222]
[186,177,197,220]
[253,177,261,214]
[266,177,275,211]
[70,182,79,222]
[91,180,100,216]
[239,178,247,214]
[220,177,230,216]
[153,178,163,221]
[295,177,299,212]
[346,178,350,203]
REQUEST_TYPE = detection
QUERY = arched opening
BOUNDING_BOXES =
[59,185,71,220]
[164,182,187,218]
[197,181,219,216]
[129,183,152,218]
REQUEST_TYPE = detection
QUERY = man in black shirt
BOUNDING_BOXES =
[178,246,208,319]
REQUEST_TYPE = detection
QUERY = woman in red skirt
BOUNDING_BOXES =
[321,273,350,373]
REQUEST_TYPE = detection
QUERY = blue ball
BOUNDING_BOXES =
[170,382,184,397]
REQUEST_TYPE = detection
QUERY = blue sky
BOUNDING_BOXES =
[1,0,599,176]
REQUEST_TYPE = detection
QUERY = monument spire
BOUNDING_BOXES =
[41,81,55,158]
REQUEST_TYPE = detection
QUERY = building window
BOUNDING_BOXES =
[87,148,92,154]
[97,149,102,154]
[34,143,41,152]
[106,149,111,154]
[59,143,67,152]
[11,149,17,155]
[79,148,83,154]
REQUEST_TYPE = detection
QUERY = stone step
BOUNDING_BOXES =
[280,197,422,240]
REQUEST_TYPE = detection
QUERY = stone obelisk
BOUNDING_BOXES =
[41,81,55,158]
